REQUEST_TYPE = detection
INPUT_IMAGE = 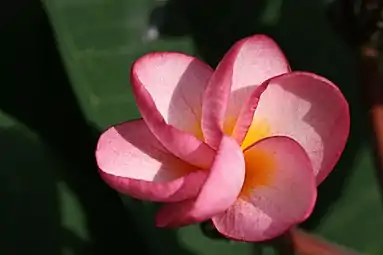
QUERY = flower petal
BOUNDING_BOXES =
[248,72,350,184]
[212,136,317,242]
[131,53,215,169]
[96,119,207,202]
[155,135,245,227]
[202,35,290,148]
[231,83,268,144]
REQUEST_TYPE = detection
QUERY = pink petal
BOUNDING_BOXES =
[202,35,290,148]
[212,136,317,242]
[131,52,215,169]
[248,72,350,184]
[132,52,213,139]
[155,135,245,227]
[231,83,268,144]
[96,119,207,202]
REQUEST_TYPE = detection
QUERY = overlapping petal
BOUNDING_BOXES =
[202,35,290,148]
[131,53,215,169]
[155,135,245,227]
[96,119,207,202]
[212,136,317,242]
[246,72,350,184]
[231,83,268,144]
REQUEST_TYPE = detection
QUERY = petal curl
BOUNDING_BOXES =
[202,35,290,148]
[96,119,207,202]
[231,83,268,144]
[247,72,350,184]
[212,136,317,242]
[155,135,245,227]
[131,53,215,169]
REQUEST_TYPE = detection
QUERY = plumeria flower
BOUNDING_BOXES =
[96,35,350,242]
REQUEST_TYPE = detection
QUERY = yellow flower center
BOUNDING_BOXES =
[192,116,276,199]
[224,117,276,198]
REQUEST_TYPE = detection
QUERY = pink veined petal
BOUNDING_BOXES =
[96,119,207,202]
[131,52,215,169]
[251,72,350,184]
[202,34,290,148]
[155,135,245,227]
[212,136,317,242]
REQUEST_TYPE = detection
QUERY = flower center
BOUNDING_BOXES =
[240,147,276,198]
[240,118,270,150]
[224,118,275,198]
[192,116,275,197]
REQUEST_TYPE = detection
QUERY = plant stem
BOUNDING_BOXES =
[289,228,362,255]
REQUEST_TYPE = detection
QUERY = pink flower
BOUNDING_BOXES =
[95,35,350,242]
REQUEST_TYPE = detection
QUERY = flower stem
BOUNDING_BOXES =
[288,228,362,255]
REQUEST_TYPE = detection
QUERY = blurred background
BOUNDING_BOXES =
[1,0,383,254]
